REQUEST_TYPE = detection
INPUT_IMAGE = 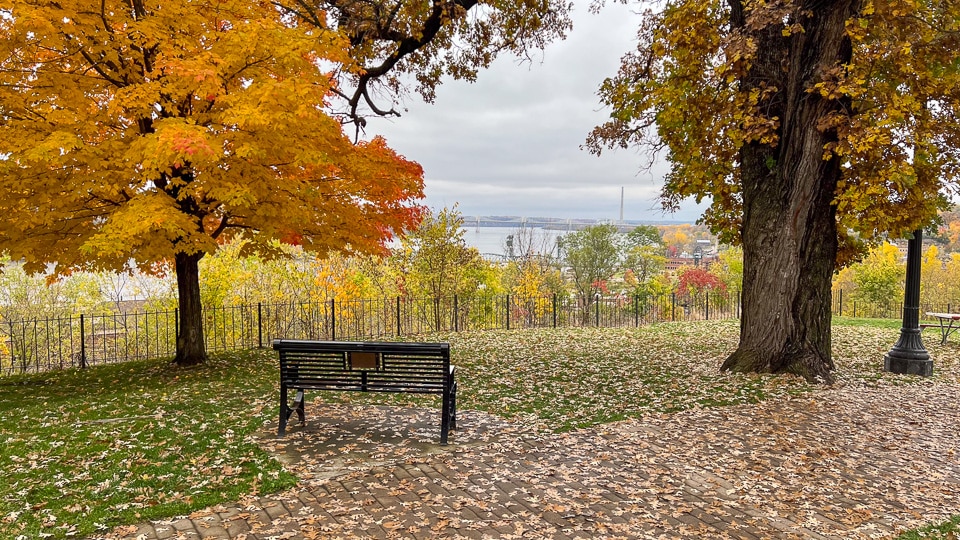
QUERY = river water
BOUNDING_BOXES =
[461,226,566,259]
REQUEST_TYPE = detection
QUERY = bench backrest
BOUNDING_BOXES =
[273,339,451,394]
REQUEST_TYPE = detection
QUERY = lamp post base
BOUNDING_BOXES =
[884,354,933,376]
[883,330,933,376]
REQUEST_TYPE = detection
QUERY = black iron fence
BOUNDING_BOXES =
[0,291,744,376]
[831,289,960,319]
[2,289,957,376]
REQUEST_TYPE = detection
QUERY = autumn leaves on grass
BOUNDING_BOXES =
[1,321,958,539]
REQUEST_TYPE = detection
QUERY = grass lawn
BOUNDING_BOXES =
[0,319,957,538]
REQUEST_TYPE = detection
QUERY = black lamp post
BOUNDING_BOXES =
[883,229,933,376]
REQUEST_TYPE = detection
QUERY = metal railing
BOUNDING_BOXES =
[0,291,744,376]
[831,289,960,320]
[4,289,957,376]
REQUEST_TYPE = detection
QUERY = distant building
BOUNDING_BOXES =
[665,255,718,272]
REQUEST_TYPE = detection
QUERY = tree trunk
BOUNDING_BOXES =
[173,251,207,366]
[720,1,860,383]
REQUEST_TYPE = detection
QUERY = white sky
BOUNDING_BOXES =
[364,2,709,223]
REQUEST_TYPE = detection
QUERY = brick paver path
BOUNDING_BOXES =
[97,384,960,540]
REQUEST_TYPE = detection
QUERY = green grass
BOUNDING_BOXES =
[833,315,903,329]
[0,318,957,538]
[445,322,800,432]
[0,352,297,539]
[896,515,960,539]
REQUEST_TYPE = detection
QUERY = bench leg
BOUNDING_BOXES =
[278,388,306,437]
[440,382,459,446]
[450,381,458,431]
[440,390,451,446]
[293,390,305,425]
[279,385,289,436]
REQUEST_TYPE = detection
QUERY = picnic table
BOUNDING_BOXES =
[924,312,960,344]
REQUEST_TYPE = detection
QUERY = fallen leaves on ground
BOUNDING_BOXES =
[3,321,959,539]
[107,384,958,539]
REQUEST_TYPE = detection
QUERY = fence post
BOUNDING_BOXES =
[552,294,558,328]
[705,293,710,321]
[78,314,87,369]
[330,298,336,340]
[671,293,676,322]
[595,297,600,327]
[634,295,639,327]
[7,321,14,373]
[839,289,843,316]
[257,303,263,348]
[506,294,510,331]
[396,297,402,337]
[454,294,459,332]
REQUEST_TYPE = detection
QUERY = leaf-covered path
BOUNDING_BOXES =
[98,383,960,540]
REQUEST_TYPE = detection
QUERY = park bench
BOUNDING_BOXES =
[273,339,457,445]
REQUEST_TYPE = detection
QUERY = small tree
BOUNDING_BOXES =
[713,247,744,292]
[393,207,498,329]
[622,225,667,298]
[563,224,623,320]
[677,266,726,295]
[0,258,102,322]
[395,207,492,298]
[941,254,960,305]
[850,243,905,309]
[502,226,565,301]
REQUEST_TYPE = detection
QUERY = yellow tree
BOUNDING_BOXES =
[661,226,691,255]
[943,254,960,303]
[394,207,492,299]
[588,0,960,382]
[920,244,948,310]
[0,0,425,365]
[314,253,370,302]
[502,226,565,302]
[942,219,960,253]
[849,243,904,307]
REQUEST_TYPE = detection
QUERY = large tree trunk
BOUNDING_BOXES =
[173,251,207,366]
[720,1,860,383]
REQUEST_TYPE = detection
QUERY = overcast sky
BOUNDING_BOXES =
[364,3,709,224]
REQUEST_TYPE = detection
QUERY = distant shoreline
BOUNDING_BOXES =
[461,215,695,230]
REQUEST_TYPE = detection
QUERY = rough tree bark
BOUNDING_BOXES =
[720,1,861,383]
[173,251,207,366]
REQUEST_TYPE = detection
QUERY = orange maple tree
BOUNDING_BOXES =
[0,0,425,365]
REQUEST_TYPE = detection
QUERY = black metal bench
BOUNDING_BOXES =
[273,339,457,445]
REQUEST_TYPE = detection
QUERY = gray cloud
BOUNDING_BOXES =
[367,3,708,223]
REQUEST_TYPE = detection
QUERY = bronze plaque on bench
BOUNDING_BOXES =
[349,351,379,370]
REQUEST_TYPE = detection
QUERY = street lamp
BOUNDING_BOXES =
[883,229,933,376]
